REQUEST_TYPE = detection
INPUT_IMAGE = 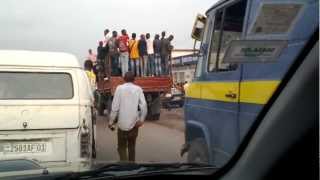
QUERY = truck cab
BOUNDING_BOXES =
[183,0,318,167]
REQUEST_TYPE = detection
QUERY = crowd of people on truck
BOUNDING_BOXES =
[84,29,174,85]
[82,29,179,163]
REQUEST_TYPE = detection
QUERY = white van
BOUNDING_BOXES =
[0,50,96,171]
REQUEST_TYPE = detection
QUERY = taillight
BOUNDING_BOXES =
[80,119,90,158]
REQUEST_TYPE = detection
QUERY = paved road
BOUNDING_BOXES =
[95,111,187,163]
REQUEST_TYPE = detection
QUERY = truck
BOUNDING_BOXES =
[95,59,172,120]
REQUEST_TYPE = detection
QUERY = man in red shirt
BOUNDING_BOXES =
[118,29,129,77]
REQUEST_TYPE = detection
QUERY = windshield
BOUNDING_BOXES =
[0,0,318,178]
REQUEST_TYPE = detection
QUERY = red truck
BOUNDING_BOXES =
[96,72,172,120]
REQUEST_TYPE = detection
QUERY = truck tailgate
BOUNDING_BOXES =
[98,76,172,94]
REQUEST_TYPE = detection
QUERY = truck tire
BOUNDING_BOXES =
[106,97,112,115]
[187,138,209,164]
[152,113,160,120]
[96,93,105,116]
[146,93,161,121]
[97,103,105,116]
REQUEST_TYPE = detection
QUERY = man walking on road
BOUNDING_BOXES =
[108,72,148,162]
[118,29,129,77]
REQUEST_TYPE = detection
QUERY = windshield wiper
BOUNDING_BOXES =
[53,162,216,179]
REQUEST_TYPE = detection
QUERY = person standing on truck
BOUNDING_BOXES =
[129,33,140,77]
[84,59,96,91]
[161,31,166,40]
[160,35,174,75]
[103,29,111,47]
[87,49,97,64]
[108,31,120,76]
[138,34,148,77]
[118,29,130,77]
[153,34,161,76]
[160,31,166,75]
[97,41,108,82]
[108,71,147,162]
[146,33,155,76]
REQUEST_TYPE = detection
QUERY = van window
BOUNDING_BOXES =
[208,0,247,72]
[0,72,73,99]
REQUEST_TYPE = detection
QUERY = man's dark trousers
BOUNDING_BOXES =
[117,126,139,162]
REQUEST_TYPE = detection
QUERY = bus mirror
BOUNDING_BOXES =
[191,14,207,41]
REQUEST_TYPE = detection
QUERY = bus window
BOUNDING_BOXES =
[208,0,247,72]
[208,10,223,72]
[194,19,213,79]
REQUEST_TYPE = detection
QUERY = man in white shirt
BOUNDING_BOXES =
[108,71,148,162]
[103,29,111,47]
[146,33,155,76]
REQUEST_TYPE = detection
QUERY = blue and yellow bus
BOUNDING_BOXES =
[182,0,318,167]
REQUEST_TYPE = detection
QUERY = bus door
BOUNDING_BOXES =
[200,0,248,166]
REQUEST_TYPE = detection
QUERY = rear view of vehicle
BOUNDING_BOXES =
[0,51,95,171]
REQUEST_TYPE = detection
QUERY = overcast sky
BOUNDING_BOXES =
[0,0,216,62]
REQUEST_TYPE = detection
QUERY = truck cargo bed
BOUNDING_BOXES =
[97,76,172,95]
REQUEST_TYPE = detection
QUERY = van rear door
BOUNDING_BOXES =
[0,70,80,130]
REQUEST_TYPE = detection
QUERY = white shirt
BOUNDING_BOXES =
[109,83,147,131]
[146,39,154,55]
[103,34,112,47]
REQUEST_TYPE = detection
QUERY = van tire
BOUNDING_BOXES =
[187,138,209,164]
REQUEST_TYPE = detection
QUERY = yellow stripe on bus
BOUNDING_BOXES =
[240,81,280,104]
[201,82,239,103]
[185,80,280,105]
[185,83,201,99]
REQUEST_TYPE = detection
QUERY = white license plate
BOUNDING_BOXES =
[4,143,47,153]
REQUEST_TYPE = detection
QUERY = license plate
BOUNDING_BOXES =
[3,143,47,153]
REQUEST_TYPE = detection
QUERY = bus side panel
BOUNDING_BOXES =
[185,98,239,166]
[238,103,263,140]
[238,43,305,140]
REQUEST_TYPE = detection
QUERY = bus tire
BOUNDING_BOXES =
[187,138,209,164]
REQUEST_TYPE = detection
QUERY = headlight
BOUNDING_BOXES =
[165,93,172,98]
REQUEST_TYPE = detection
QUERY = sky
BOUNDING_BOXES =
[0,0,216,62]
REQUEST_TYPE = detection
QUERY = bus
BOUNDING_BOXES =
[182,0,318,167]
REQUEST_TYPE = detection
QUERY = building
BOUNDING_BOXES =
[171,49,200,84]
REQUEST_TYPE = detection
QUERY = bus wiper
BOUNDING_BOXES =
[55,162,215,179]
[90,162,215,176]
[136,162,216,174]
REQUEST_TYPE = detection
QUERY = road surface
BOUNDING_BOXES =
[94,108,187,163]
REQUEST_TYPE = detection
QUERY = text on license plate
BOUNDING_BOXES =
[7,143,47,153]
